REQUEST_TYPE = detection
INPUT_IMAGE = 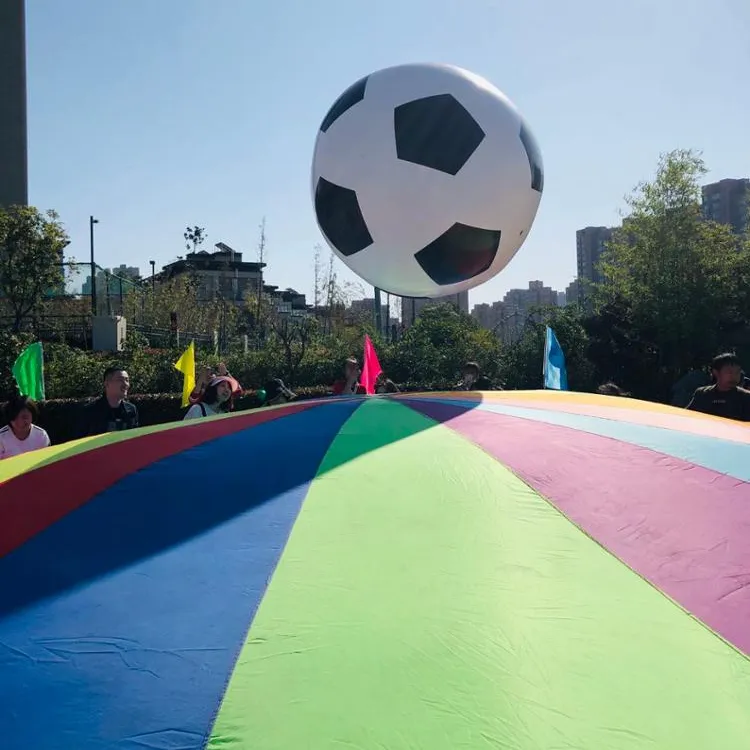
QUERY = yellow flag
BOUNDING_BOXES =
[174,341,196,408]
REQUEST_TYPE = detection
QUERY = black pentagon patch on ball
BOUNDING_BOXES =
[394,94,485,176]
[314,178,373,257]
[415,223,500,286]
[519,119,544,193]
[320,76,369,133]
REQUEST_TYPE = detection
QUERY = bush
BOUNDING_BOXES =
[0,302,512,445]
[5,305,502,400]
[9,386,332,445]
[37,341,306,399]
[0,330,34,397]
[382,305,502,386]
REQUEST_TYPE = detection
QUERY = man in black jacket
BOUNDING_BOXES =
[78,366,139,437]
[687,353,750,422]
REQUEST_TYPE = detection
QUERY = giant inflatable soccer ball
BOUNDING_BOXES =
[311,63,544,299]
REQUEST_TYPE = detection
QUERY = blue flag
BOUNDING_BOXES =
[543,326,568,390]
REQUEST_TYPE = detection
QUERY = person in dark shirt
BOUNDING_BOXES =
[597,382,630,397]
[78,366,140,437]
[263,378,297,406]
[686,353,750,422]
[375,374,400,394]
[455,362,495,391]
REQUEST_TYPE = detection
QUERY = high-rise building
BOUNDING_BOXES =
[82,265,142,296]
[401,291,469,326]
[471,281,559,343]
[576,226,613,286]
[565,280,580,306]
[471,300,509,330]
[112,265,141,280]
[702,178,749,236]
[502,281,557,318]
[0,0,28,207]
[348,298,391,326]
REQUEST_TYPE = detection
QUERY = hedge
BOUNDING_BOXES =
[5,381,453,445]
[22,387,331,445]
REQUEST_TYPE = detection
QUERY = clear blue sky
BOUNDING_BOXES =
[27,0,750,308]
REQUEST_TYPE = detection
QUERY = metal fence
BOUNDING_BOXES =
[2,263,212,349]
[128,324,216,350]
[0,314,93,348]
[53,262,146,319]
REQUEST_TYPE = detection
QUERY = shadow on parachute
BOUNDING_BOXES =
[0,393,481,618]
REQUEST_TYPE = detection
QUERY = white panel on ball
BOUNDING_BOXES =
[311,63,543,299]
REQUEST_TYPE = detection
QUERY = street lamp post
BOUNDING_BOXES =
[89,216,99,315]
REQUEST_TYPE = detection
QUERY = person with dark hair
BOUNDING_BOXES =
[597,382,630,397]
[262,378,297,406]
[183,375,240,419]
[188,362,239,406]
[686,353,750,422]
[455,362,495,391]
[0,395,50,459]
[77,366,139,437]
[375,374,400,394]
[331,358,366,396]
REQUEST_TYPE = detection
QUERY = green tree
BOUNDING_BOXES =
[0,206,70,331]
[271,316,319,385]
[594,149,750,399]
[388,304,502,387]
[316,251,362,334]
[583,298,658,397]
[184,225,207,253]
[141,275,232,338]
[499,305,595,391]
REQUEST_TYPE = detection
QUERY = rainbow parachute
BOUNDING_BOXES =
[1,392,750,749]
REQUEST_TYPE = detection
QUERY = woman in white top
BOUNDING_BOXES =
[0,395,51,459]
[183,376,236,420]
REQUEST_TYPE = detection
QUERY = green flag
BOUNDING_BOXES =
[12,342,46,401]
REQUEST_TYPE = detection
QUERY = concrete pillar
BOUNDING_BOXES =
[0,0,28,207]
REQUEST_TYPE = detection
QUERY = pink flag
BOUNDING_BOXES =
[361,334,383,395]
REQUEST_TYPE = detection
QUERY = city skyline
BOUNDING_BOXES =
[63,169,750,331]
[2,1,749,307]
[467,174,748,334]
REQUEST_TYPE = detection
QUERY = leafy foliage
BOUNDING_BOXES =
[386,304,502,387]
[498,305,595,391]
[271,316,319,385]
[184,225,207,253]
[8,387,331,445]
[123,274,237,337]
[0,330,35,397]
[592,149,750,399]
[0,206,70,330]
[12,301,504,403]
[3,150,750,417]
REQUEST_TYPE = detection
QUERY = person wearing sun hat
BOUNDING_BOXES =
[184,374,243,420]
[188,363,241,406]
